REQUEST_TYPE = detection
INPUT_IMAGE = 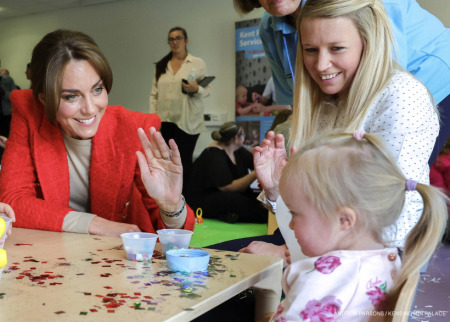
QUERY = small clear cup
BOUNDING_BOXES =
[157,229,193,256]
[120,232,158,261]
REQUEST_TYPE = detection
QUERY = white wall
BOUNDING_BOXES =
[0,0,448,156]
[0,0,264,157]
[417,0,450,26]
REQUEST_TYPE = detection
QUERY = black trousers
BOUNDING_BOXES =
[0,114,11,137]
[160,122,199,193]
[0,114,11,164]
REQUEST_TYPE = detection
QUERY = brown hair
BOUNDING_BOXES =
[233,0,262,14]
[154,27,188,82]
[30,29,113,123]
[211,122,244,145]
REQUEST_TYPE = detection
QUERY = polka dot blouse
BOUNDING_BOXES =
[318,71,439,248]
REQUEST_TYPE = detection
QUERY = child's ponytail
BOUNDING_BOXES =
[388,182,448,310]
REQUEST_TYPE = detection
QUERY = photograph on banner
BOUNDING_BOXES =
[235,18,290,146]
[236,115,275,150]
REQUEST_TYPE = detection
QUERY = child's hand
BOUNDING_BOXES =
[252,103,265,113]
[0,202,15,244]
[252,92,262,102]
[285,247,291,265]
[239,241,288,266]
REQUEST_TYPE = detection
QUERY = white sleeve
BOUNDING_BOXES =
[62,211,96,234]
[194,58,211,98]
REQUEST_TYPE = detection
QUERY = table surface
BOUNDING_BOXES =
[0,228,282,321]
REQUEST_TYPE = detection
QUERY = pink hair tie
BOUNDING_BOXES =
[353,130,365,141]
[406,179,418,191]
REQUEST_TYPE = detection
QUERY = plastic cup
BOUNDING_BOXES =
[120,232,157,262]
[157,229,193,256]
[0,215,12,250]
[166,249,210,272]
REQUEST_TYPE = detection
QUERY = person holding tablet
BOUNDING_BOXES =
[150,26,211,192]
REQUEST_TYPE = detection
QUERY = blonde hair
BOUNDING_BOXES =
[281,132,448,312]
[291,0,396,149]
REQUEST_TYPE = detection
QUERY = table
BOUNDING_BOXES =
[0,228,282,321]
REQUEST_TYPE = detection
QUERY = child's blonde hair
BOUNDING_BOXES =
[281,132,447,309]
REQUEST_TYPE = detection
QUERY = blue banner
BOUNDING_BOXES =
[235,26,265,60]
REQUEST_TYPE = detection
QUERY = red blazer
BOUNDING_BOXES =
[0,89,195,233]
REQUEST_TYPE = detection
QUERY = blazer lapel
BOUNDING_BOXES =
[33,114,71,206]
[89,108,130,215]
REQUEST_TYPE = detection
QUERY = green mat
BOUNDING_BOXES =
[190,218,267,248]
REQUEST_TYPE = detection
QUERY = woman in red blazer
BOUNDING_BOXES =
[0,30,195,236]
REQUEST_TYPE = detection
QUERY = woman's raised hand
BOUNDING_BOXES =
[136,127,184,213]
[253,131,288,201]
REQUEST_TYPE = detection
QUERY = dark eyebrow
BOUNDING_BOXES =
[61,79,103,93]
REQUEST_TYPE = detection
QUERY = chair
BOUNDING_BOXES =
[267,210,278,235]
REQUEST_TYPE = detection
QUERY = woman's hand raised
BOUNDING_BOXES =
[136,127,184,213]
[253,131,289,201]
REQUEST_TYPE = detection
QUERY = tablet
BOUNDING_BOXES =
[197,76,215,87]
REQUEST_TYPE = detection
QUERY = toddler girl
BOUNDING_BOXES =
[271,132,447,321]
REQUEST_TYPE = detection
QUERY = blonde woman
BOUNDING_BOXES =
[233,0,450,164]
[246,0,438,263]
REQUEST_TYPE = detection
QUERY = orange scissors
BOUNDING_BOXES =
[195,208,204,224]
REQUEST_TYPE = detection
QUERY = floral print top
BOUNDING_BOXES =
[270,248,401,321]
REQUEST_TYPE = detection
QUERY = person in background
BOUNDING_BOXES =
[0,68,17,138]
[251,77,290,115]
[267,109,292,134]
[25,63,32,81]
[0,29,195,236]
[236,84,256,116]
[0,135,7,164]
[0,202,15,245]
[265,132,447,321]
[186,122,267,223]
[233,0,450,165]
[430,137,450,242]
[244,0,438,267]
[150,26,210,193]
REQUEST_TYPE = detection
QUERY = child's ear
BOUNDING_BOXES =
[337,207,357,231]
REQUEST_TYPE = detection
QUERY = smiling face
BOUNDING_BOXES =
[55,60,108,140]
[258,0,302,17]
[300,16,363,97]
[280,177,342,257]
